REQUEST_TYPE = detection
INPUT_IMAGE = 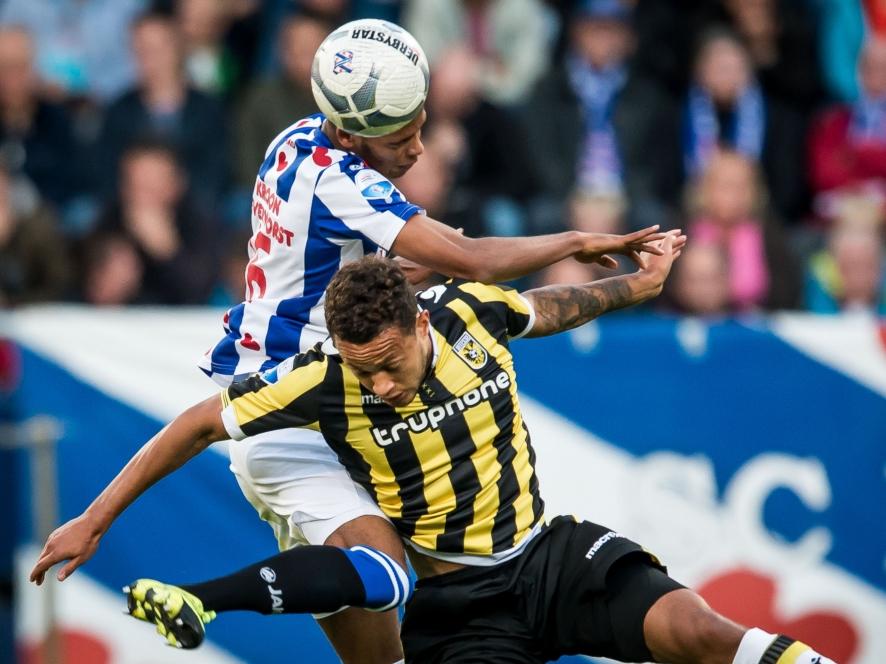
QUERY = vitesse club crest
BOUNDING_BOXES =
[453,331,488,370]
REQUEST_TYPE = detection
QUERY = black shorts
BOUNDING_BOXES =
[400,516,685,664]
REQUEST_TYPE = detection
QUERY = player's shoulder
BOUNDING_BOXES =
[317,156,401,203]
[264,113,324,156]
[416,279,494,310]
[418,280,528,320]
[258,344,330,385]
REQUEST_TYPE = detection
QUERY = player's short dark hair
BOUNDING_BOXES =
[325,256,416,344]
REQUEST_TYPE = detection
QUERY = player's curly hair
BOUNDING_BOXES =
[325,256,416,343]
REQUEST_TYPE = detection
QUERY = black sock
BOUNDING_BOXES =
[181,546,366,615]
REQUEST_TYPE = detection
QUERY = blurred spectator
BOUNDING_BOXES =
[805,225,886,315]
[99,11,228,209]
[395,141,455,221]
[177,0,240,95]
[0,0,143,102]
[80,231,144,305]
[805,197,886,314]
[684,149,798,311]
[864,0,886,37]
[522,0,681,232]
[234,12,329,187]
[0,166,71,306]
[809,37,886,201]
[684,28,807,220]
[419,45,536,237]
[405,0,550,106]
[664,242,732,316]
[0,26,78,208]
[208,229,250,306]
[535,190,628,287]
[716,0,824,110]
[84,139,218,305]
[817,0,866,103]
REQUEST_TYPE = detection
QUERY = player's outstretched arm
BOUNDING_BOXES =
[29,396,228,585]
[522,231,685,338]
[391,214,667,284]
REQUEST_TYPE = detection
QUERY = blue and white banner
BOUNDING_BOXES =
[6,307,885,664]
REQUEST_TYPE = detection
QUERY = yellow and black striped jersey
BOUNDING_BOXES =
[220,280,545,562]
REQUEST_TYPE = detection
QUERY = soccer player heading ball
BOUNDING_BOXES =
[28,17,821,664]
[311,19,430,138]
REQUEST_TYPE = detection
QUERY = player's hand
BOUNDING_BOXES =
[30,513,105,585]
[638,230,686,290]
[574,225,668,269]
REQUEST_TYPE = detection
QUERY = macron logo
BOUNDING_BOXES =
[585,531,624,560]
[362,393,383,405]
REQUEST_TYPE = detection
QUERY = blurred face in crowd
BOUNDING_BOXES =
[859,38,886,99]
[723,0,776,40]
[177,0,229,47]
[395,147,451,218]
[569,193,625,235]
[831,228,884,308]
[335,109,426,180]
[120,149,184,210]
[427,47,479,121]
[0,27,36,109]
[84,234,143,306]
[131,18,184,85]
[280,17,328,89]
[699,151,758,224]
[571,16,633,70]
[672,243,730,315]
[695,35,752,105]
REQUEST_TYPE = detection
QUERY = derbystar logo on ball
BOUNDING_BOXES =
[311,19,429,137]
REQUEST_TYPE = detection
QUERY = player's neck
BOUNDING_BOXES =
[322,120,345,151]
[420,327,434,380]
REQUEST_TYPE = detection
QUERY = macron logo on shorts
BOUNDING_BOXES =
[585,531,624,560]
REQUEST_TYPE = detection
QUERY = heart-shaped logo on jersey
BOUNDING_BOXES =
[240,333,261,351]
[276,152,288,171]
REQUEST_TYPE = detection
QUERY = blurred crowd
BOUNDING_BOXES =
[0,0,884,316]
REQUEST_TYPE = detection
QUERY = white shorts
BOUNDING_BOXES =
[228,426,387,549]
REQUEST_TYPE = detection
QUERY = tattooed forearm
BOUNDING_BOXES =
[522,276,641,337]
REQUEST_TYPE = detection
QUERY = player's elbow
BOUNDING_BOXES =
[447,246,496,282]
[183,397,228,451]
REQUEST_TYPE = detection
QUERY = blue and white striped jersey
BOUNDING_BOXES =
[200,114,422,383]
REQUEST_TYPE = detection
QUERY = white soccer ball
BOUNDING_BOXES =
[311,19,430,137]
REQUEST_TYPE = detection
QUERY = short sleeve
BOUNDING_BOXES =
[455,282,536,340]
[313,162,424,251]
[220,353,327,440]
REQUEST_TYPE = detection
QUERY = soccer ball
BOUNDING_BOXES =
[311,19,430,137]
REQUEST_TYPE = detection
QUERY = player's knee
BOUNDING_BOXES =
[647,590,742,664]
[343,545,413,611]
[677,604,742,663]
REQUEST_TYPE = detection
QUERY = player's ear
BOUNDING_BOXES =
[336,128,358,151]
[415,310,430,335]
